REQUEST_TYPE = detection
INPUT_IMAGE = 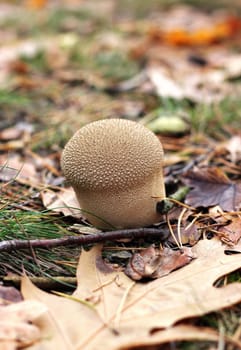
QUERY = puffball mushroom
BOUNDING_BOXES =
[61,118,166,229]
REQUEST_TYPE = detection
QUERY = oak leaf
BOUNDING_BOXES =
[182,167,241,211]
[0,300,46,348]
[21,238,241,350]
[114,325,241,349]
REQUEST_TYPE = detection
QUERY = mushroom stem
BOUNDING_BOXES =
[74,172,165,229]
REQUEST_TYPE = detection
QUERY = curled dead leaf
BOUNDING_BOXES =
[125,245,195,280]
[41,188,81,218]
[219,217,241,246]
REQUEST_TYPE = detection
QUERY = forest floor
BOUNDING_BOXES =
[0,1,241,349]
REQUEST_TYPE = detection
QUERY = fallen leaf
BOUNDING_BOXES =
[225,136,241,164]
[219,216,241,246]
[147,7,241,47]
[208,205,231,224]
[207,206,241,245]
[0,322,40,349]
[182,167,241,211]
[0,127,22,141]
[144,62,234,103]
[0,286,22,305]
[150,17,240,47]
[0,300,46,348]
[116,325,241,349]
[125,245,195,280]
[22,238,241,349]
[25,0,47,9]
[147,66,184,99]
[7,59,29,74]
[41,188,81,218]
[0,121,33,142]
[168,220,202,246]
[0,154,39,184]
[226,238,241,253]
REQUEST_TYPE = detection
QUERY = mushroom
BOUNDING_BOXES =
[61,118,165,229]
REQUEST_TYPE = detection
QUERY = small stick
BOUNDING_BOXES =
[0,228,168,253]
[3,275,77,290]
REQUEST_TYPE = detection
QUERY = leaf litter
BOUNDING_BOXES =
[182,167,241,211]
[125,245,195,280]
[0,1,241,349]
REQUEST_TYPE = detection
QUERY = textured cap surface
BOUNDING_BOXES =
[61,118,164,192]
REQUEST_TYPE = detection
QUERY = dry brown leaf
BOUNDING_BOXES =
[0,127,22,141]
[22,238,241,350]
[147,66,184,99]
[125,245,195,280]
[219,216,241,246]
[129,7,241,103]
[207,207,241,246]
[145,60,235,103]
[0,121,33,142]
[225,136,241,164]
[0,300,46,348]
[182,167,241,211]
[0,154,40,184]
[227,238,241,253]
[41,188,81,218]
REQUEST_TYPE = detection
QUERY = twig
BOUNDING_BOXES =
[0,228,168,253]
[3,275,77,290]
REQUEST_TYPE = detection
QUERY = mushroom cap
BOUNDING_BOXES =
[61,118,165,229]
[61,118,164,192]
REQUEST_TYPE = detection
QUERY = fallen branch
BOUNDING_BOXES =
[0,227,168,253]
